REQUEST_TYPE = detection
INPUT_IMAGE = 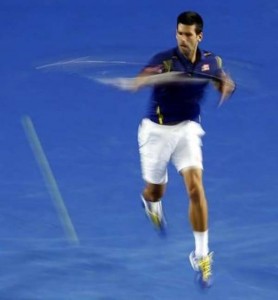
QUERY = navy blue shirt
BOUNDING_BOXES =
[143,47,223,124]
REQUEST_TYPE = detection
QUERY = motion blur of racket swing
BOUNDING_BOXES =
[36,57,228,90]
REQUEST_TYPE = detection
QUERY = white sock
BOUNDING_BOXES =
[141,195,162,215]
[193,230,209,258]
[150,201,162,215]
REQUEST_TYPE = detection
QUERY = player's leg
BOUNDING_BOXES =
[181,168,209,255]
[141,182,167,230]
[172,121,213,287]
[142,182,166,201]
[138,119,171,231]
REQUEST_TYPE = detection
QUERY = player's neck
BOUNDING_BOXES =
[190,47,201,64]
[181,48,198,64]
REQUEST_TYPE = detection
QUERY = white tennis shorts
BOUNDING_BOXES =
[138,118,205,184]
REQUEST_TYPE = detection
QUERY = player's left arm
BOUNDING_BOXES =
[212,56,236,105]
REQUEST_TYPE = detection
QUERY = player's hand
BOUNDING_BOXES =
[218,73,236,106]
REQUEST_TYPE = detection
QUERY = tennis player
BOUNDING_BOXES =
[134,11,235,288]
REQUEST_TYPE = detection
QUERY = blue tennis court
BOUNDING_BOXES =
[0,0,277,299]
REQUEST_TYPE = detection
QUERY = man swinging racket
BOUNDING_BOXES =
[132,11,235,288]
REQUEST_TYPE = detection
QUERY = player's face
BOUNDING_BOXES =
[176,24,202,59]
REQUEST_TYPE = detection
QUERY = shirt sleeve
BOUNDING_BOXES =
[214,55,225,78]
[139,53,165,75]
[212,55,236,94]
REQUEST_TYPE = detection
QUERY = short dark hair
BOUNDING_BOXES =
[177,11,203,34]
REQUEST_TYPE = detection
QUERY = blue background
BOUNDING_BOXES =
[0,0,277,299]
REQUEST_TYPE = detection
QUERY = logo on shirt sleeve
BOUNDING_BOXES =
[201,64,210,72]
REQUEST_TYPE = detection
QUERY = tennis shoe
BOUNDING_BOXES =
[189,251,213,288]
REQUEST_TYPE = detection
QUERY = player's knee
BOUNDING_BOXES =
[186,174,205,203]
[143,185,165,201]
[188,183,204,203]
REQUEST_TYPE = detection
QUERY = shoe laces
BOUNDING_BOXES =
[198,253,213,281]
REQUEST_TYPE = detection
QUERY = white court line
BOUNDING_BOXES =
[22,116,79,246]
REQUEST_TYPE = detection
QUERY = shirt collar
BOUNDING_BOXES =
[175,47,205,64]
